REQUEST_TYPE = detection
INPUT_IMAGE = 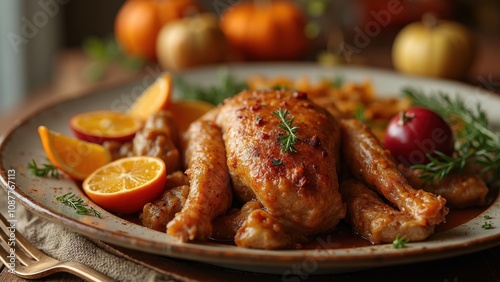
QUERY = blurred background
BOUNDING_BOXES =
[1,0,499,118]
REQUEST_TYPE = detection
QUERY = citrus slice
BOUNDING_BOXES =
[70,111,142,144]
[129,73,173,121]
[82,156,166,214]
[38,126,111,181]
[168,100,215,133]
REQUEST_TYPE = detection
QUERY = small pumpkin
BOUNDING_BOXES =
[114,0,201,61]
[220,0,309,61]
[392,14,476,80]
[156,13,228,70]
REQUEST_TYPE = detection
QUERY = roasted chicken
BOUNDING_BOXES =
[137,89,458,249]
[167,89,346,248]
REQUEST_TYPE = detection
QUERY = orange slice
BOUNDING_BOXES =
[38,126,111,181]
[70,111,142,144]
[129,73,172,121]
[168,100,215,133]
[82,156,166,214]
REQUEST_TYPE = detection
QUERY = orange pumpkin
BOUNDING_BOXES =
[115,0,201,61]
[220,0,309,61]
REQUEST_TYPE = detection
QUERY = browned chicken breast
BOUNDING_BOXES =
[216,90,345,238]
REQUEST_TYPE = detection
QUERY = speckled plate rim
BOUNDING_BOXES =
[1,63,499,275]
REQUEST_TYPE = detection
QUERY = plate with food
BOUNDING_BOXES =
[1,63,499,274]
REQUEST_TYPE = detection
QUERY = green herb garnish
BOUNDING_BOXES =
[174,69,247,105]
[273,108,300,153]
[331,75,344,88]
[27,159,60,178]
[392,234,409,249]
[484,215,493,220]
[403,87,500,186]
[271,85,290,91]
[353,105,366,122]
[57,192,101,218]
[82,36,144,81]
[481,221,493,230]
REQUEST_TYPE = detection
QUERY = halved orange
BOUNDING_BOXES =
[168,100,215,133]
[82,156,166,214]
[70,111,143,144]
[129,73,173,121]
[38,126,111,181]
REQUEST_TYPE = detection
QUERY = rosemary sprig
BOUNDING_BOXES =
[27,159,60,178]
[56,192,101,218]
[273,108,300,153]
[392,234,409,249]
[403,87,500,186]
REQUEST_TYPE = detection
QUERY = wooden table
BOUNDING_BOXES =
[1,33,500,281]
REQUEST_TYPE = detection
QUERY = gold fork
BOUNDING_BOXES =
[0,213,113,281]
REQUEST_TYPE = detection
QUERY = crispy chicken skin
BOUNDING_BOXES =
[215,90,346,240]
[340,179,434,243]
[398,164,489,209]
[133,111,181,174]
[141,185,190,232]
[211,201,263,240]
[166,119,233,242]
[140,171,190,232]
[340,119,448,227]
[235,209,294,249]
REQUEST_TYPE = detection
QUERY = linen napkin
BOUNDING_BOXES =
[0,188,177,282]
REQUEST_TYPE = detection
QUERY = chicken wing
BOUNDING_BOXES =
[340,119,448,227]
[340,179,434,243]
[166,119,233,242]
[141,171,190,232]
[133,111,181,174]
[398,164,489,209]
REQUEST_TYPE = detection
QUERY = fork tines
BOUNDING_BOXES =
[1,212,44,271]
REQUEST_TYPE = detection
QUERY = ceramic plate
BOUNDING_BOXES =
[1,63,499,275]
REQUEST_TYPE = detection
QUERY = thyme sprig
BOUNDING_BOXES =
[56,192,101,218]
[273,108,300,153]
[403,87,500,186]
[27,159,60,178]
